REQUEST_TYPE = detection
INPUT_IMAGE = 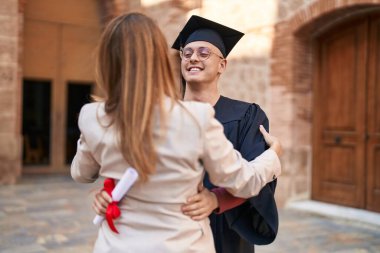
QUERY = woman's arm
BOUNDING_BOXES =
[70,105,100,183]
[201,105,281,199]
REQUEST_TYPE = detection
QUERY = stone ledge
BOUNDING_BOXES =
[286,200,380,228]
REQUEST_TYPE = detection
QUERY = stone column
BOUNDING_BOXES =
[0,0,22,184]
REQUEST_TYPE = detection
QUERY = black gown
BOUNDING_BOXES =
[203,96,278,253]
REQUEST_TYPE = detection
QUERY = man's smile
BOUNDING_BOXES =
[186,65,204,74]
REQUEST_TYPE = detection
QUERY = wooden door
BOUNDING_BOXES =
[367,15,380,212]
[312,18,368,208]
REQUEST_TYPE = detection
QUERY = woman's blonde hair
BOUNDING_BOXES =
[95,13,179,181]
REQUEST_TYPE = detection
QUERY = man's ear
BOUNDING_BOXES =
[218,59,227,74]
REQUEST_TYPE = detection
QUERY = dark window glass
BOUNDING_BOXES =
[22,80,51,166]
[66,83,93,164]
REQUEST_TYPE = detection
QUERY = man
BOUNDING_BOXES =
[93,15,278,253]
[172,15,278,253]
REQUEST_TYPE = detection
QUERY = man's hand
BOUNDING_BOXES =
[92,190,112,216]
[181,184,219,221]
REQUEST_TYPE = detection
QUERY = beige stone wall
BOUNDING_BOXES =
[0,0,102,183]
[22,0,101,171]
[0,0,22,184]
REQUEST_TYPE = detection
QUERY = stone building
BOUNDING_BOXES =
[0,0,379,213]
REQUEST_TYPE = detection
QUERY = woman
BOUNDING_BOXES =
[71,13,281,253]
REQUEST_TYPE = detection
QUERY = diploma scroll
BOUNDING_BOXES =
[93,167,139,225]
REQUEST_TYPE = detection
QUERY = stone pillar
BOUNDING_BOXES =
[0,0,22,184]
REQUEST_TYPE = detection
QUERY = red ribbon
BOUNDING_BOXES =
[103,178,121,234]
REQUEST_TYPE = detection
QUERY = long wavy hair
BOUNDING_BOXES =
[95,13,180,181]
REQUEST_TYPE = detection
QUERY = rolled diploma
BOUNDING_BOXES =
[93,167,139,225]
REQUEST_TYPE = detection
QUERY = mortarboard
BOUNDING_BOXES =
[171,15,244,58]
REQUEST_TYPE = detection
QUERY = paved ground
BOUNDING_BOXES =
[1,175,379,253]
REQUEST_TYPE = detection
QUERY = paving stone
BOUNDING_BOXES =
[1,175,380,253]
[0,244,47,253]
[257,210,380,253]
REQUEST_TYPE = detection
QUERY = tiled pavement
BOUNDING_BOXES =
[0,175,100,253]
[1,175,379,253]
[257,210,380,253]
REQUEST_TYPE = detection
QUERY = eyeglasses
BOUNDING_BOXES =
[180,47,224,61]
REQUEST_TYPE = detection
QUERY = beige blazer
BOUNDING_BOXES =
[71,99,281,253]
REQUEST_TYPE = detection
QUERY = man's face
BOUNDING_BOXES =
[180,41,226,85]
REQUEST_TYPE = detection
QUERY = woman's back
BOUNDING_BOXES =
[72,99,218,252]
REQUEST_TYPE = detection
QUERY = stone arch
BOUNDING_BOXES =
[270,0,380,203]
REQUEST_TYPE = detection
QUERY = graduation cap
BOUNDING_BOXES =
[172,15,244,58]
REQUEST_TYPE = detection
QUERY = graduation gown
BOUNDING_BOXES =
[204,96,278,253]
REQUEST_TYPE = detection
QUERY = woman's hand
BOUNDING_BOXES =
[92,189,113,216]
[259,125,283,156]
[181,184,219,221]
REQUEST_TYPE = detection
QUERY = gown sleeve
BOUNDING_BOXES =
[210,104,276,214]
[224,104,279,245]
[201,104,281,199]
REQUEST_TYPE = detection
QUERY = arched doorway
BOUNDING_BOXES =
[312,13,380,212]
[22,0,101,173]
[270,1,380,211]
